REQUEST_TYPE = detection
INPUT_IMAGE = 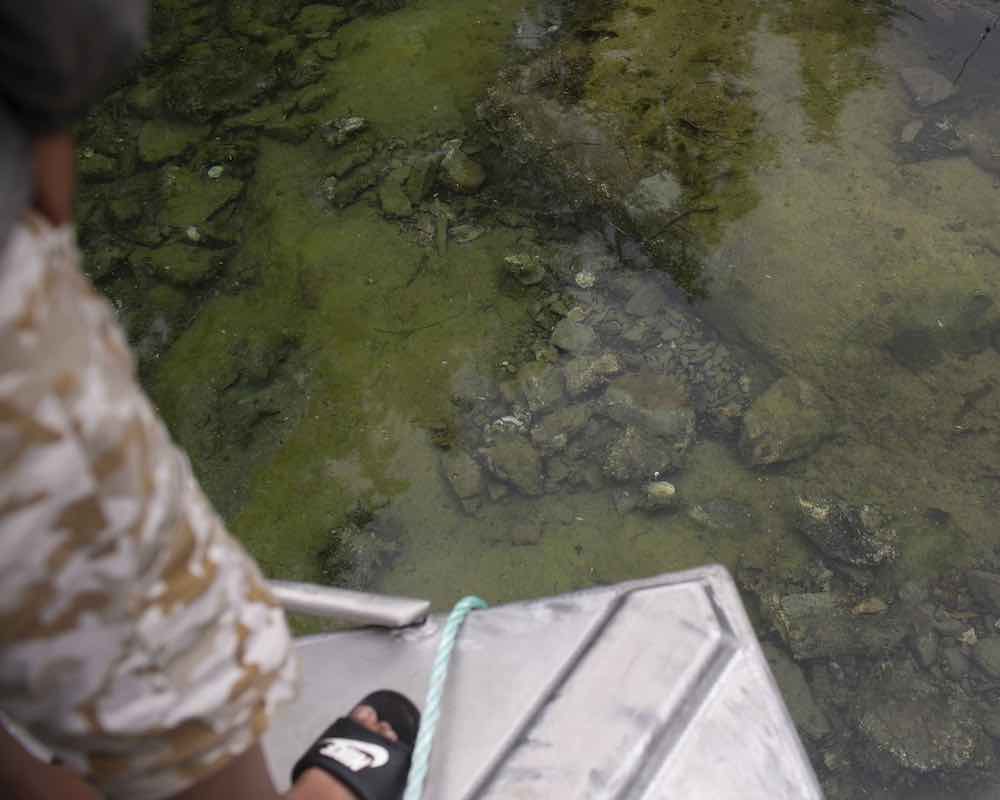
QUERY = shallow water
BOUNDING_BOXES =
[78,0,1000,794]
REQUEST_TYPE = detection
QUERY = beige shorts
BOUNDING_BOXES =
[0,217,298,798]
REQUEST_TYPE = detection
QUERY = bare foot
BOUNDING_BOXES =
[290,705,399,800]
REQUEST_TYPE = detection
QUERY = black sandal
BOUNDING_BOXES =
[291,690,421,800]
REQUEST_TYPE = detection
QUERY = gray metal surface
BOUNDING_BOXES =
[264,566,823,799]
[268,580,430,627]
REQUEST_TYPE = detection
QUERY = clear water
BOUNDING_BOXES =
[78,0,1000,795]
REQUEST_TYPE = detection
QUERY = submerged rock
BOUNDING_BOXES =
[551,319,598,353]
[440,140,485,193]
[761,643,831,742]
[514,362,564,413]
[602,372,695,449]
[439,449,483,513]
[530,404,591,453]
[972,637,1000,679]
[480,434,543,495]
[143,242,227,286]
[966,570,1000,613]
[739,376,834,466]
[563,352,622,396]
[768,592,907,659]
[859,694,992,773]
[687,499,753,531]
[639,481,678,511]
[898,66,957,109]
[504,253,546,286]
[796,497,897,566]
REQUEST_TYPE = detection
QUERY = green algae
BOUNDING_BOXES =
[325,0,530,138]
[772,0,890,141]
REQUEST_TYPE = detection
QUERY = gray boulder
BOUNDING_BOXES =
[796,497,897,566]
[739,377,834,466]
[479,434,543,495]
[967,570,1000,613]
[761,643,832,742]
[768,592,907,659]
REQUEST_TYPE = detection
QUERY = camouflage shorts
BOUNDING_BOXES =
[0,217,298,798]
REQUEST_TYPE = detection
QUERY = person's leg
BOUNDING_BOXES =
[1,705,399,800]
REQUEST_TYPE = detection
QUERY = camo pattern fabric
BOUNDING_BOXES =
[0,216,298,798]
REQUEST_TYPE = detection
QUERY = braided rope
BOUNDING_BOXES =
[403,595,487,800]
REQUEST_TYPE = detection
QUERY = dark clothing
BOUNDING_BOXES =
[0,0,147,248]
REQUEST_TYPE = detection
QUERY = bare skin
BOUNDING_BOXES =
[8,134,403,800]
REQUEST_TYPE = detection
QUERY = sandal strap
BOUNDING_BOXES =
[291,717,413,800]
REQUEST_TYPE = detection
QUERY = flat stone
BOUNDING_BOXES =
[138,121,208,165]
[768,592,908,660]
[740,377,835,466]
[967,570,1000,613]
[551,319,598,354]
[972,637,1000,679]
[899,66,957,109]
[761,643,832,742]
[480,435,543,495]
[604,425,681,483]
[796,497,897,566]
[514,363,564,413]
[563,353,622,396]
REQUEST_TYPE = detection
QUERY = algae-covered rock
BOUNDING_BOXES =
[972,637,1000,679]
[504,253,546,286]
[378,179,413,218]
[514,362,564,413]
[624,170,684,227]
[768,592,907,659]
[439,449,483,513]
[740,376,834,465]
[603,372,695,444]
[77,150,119,182]
[161,167,244,229]
[224,103,317,143]
[439,140,485,193]
[859,694,992,773]
[530,404,591,453]
[551,319,597,353]
[143,243,228,286]
[761,642,831,742]
[563,353,622,396]
[162,39,259,122]
[480,434,543,495]
[294,5,348,38]
[796,496,897,566]
[687,499,753,531]
[138,120,208,165]
[967,570,1000,613]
